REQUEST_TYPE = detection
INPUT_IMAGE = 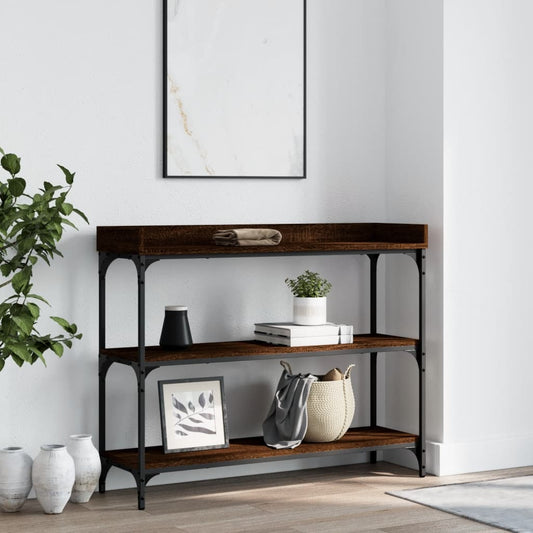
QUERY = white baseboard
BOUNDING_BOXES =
[383,434,533,477]
[426,434,533,476]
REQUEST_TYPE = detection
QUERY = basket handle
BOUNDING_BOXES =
[344,363,355,379]
[280,360,293,374]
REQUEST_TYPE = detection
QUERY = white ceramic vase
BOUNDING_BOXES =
[293,297,327,325]
[32,444,75,514]
[67,434,101,503]
[0,447,33,512]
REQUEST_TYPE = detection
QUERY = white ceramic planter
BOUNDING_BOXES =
[293,297,327,325]
[68,434,101,503]
[32,444,75,514]
[0,447,32,512]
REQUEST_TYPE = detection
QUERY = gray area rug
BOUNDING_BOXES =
[389,475,533,532]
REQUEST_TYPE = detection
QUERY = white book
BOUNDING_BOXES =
[254,332,342,347]
[254,322,348,338]
[339,334,354,344]
[339,324,354,336]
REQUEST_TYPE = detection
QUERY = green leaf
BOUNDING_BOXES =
[60,218,78,230]
[11,354,24,367]
[27,294,50,306]
[11,268,31,294]
[57,164,75,185]
[0,358,4,371]
[0,263,12,277]
[27,302,40,318]
[12,314,34,335]
[27,345,45,365]
[1,153,21,176]
[17,236,35,255]
[50,316,70,330]
[63,339,72,349]
[8,177,26,197]
[73,208,89,224]
[0,146,5,155]
[59,202,73,216]
[7,344,32,362]
[51,342,64,357]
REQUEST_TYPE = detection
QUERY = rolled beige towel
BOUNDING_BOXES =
[213,228,282,246]
[321,368,343,381]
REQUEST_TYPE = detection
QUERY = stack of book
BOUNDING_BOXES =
[254,322,354,347]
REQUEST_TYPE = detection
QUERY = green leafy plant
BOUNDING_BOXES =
[285,270,332,298]
[0,147,88,371]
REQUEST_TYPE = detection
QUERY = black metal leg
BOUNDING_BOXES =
[98,459,112,494]
[98,358,112,492]
[370,352,377,464]
[136,365,146,510]
[98,253,114,493]
[416,249,426,477]
[98,357,106,492]
[368,254,379,464]
[132,471,146,511]
[135,256,147,509]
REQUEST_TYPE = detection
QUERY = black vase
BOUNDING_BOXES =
[159,306,193,349]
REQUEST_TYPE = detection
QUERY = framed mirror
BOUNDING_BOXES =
[163,0,306,179]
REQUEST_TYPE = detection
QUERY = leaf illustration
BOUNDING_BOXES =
[198,412,215,420]
[172,395,188,414]
[188,401,195,412]
[173,411,182,419]
[179,424,216,435]
[198,392,206,408]
[188,417,203,424]
[209,392,214,405]
[175,430,188,436]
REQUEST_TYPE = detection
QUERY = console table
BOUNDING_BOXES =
[97,223,428,509]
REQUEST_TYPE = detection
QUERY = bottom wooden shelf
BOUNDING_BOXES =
[102,426,417,474]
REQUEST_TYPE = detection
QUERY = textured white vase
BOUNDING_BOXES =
[293,297,327,325]
[67,434,101,503]
[0,447,32,512]
[32,444,75,514]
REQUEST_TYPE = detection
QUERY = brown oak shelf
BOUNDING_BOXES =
[96,223,428,256]
[100,334,418,366]
[103,427,417,473]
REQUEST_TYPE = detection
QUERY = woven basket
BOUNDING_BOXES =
[304,364,355,443]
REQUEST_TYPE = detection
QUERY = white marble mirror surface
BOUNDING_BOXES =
[165,0,305,178]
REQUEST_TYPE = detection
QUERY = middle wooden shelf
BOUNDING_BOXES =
[100,333,418,367]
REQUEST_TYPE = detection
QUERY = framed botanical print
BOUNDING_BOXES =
[158,377,229,453]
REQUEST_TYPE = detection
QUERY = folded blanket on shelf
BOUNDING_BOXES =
[213,228,282,246]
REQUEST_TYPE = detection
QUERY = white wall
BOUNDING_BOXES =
[383,0,533,476]
[5,0,532,487]
[439,0,533,474]
[383,0,443,472]
[0,0,390,489]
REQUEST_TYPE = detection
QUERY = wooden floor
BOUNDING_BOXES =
[3,462,532,532]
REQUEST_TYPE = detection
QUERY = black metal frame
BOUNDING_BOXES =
[162,0,307,179]
[98,248,426,509]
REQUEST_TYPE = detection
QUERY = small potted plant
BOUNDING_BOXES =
[285,270,332,325]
